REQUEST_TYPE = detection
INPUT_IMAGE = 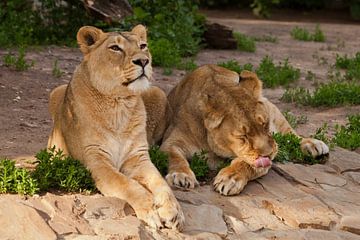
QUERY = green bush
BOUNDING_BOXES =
[256,56,300,88]
[217,60,253,73]
[0,159,38,195]
[233,32,256,52]
[333,114,360,150]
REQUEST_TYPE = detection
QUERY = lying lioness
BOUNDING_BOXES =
[161,65,329,195]
[47,25,184,230]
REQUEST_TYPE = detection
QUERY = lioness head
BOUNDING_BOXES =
[77,25,152,94]
[201,70,278,168]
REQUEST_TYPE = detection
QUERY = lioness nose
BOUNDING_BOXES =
[132,58,149,68]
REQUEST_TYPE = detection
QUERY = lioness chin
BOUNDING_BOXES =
[161,65,329,196]
[47,25,184,230]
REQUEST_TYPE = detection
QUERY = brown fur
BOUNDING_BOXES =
[161,65,329,195]
[47,25,184,230]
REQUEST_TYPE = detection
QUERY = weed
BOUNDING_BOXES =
[335,52,360,81]
[273,132,325,164]
[333,114,360,150]
[282,111,308,129]
[233,32,256,52]
[52,59,63,78]
[291,25,325,42]
[311,123,334,150]
[254,34,278,43]
[32,147,96,193]
[190,150,209,181]
[217,60,253,73]
[148,145,168,176]
[177,59,198,72]
[0,159,38,195]
[281,88,311,105]
[306,71,316,81]
[256,56,300,88]
[3,47,34,71]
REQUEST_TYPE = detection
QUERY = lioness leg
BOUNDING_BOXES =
[261,98,329,157]
[84,152,162,229]
[214,158,270,196]
[141,86,171,145]
[121,155,185,230]
[161,129,199,189]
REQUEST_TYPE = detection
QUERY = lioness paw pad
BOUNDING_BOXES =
[301,138,329,158]
[213,170,248,196]
[166,171,198,189]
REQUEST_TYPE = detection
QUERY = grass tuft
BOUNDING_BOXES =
[233,32,256,52]
[190,150,209,181]
[217,60,253,73]
[335,52,360,81]
[333,114,360,150]
[149,145,168,176]
[3,47,34,71]
[291,25,325,42]
[282,111,308,129]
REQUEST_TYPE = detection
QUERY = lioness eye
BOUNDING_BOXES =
[109,45,122,51]
[140,43,147,50]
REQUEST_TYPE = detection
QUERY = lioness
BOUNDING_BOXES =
[161,65,329,196]
[47,25,184,230]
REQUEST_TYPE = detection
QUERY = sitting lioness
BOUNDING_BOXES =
[47,25,184,230]
[161,65,329,196]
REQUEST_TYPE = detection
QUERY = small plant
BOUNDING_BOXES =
[149,38,182,68]
[149,145,168,176]
[282,111,308,129]
[233,32,256,52]
[3,47,34,71]
[52,59,63,78]
[32,147,96,192]
[281,88,311,105]
[256,56,300,88]
[291,25,325,42]
[306,71,316,81]
[217,60,253,73]
[0,159,38,195]
[254,34,278,43]
[335,52,360,81]
[311,123,334,150]
[273,132,324,164]
[190,150,209,180]
[333,114,360,150]
[177,59,198,72]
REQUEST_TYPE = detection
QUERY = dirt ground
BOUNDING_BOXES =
[0,10,360,159]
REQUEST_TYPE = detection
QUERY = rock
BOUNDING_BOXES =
[327,147,360,173]
[344,172,360,185]
[88,215,142,237]
[340,215,360,235]
[0,197,57,240]
[186,232,222,240]
[274,163,347,187]
[181,203,228,236]
[225,215,250,235]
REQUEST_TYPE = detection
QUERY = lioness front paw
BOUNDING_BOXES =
[135,207,163,229]
[301,138,329,158]
[166,170,198,189]
[154,190,185,231]
[213,168,248,196]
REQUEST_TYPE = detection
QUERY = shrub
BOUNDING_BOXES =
[233,32,256,52]
[291,25,325,42]
[333,114,360,150]
[217,60,253,73]
[335,52,360,81]
[149,38,181,68]
[256,56,300,88]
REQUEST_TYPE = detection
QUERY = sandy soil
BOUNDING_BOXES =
[0,11,359,158]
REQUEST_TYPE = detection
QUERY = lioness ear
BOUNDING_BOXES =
[239,70,263,99]
[77,26,104,55]
[131,24,147,42]
[205,112,224,129]
[201,94,225,129]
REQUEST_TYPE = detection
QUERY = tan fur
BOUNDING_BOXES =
[161,65,329,195]
[47,25,184,230]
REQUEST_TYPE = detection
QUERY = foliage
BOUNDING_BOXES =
[335,52,360,81]
[0,159,38,195]
[32,147,96,192]
[217,60,253,73]
[282,111,308,129]
[177,59,198,72]
[52,59,63,78]
[350,0,360,20]
[333,114,360,150]
[251,0,280,18]
[273,132,324,164]
[256,56,300,88]
[149,38,181,68]
[291,25,325,42]
[233,32,256,52]
[281,82,360,107]
[149,145,168,176]
[3,47,34,71]
[190,150,209,180]
[311,123,334,150]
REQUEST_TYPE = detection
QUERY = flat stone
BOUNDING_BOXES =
[186,232,222,240]
[344,172,360,185]
[181,203,227,236]
[224,215,250,235]
[274,163,347,187]
[0,197,57,240]
[340,215,360,235]
[88,215,142,237]
[327,147,360,173]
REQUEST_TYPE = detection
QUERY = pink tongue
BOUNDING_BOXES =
[255,156,271,168]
